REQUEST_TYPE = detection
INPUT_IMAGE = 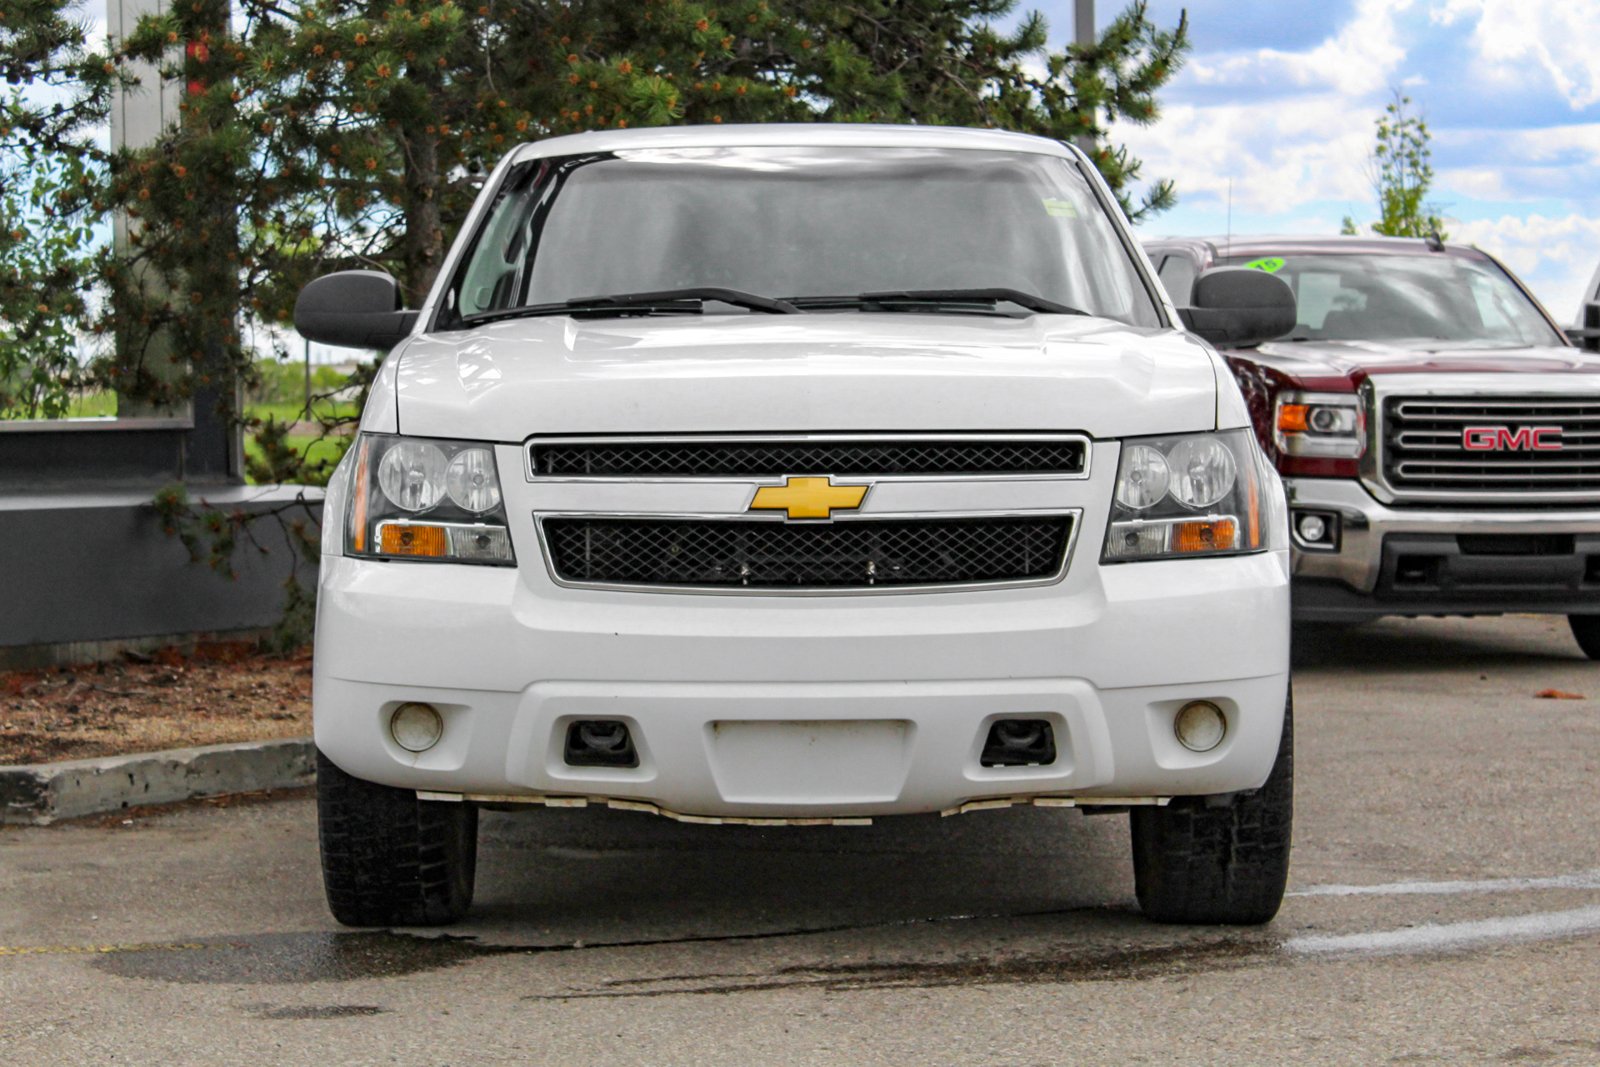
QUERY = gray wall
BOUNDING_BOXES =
[1,485,323,663]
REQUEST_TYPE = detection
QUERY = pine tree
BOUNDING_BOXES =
[7,0,1190,431]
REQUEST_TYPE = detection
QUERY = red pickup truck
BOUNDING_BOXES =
[1144,235,1600,656]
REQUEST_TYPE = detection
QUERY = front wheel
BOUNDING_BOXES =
[316,751,478,927]
[1568,615,1600,660]
[1130,691,1293,925]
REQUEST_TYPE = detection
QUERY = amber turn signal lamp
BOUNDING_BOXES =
[1171,518,1238,554]
[1276,403,1310,433]
[379,523,449,557]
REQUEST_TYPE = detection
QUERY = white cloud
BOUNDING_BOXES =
[1432,0,1600,110]
[1113,0,1423,218]
[1435,123,1600,207]
[1451,213,1600,320]
[1188,0,1412,96]
[1115,94,1375,215]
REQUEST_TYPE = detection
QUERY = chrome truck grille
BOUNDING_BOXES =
[542,516,1075,591]
[1380,395,1600,504]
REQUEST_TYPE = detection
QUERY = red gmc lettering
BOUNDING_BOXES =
[1461,426,1564,451]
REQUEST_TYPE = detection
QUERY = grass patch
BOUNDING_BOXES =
[246,399,360,425]
[243,430,349,484]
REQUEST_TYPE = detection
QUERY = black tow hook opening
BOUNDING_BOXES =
[564,720,640,768]
[981,719,1057,767]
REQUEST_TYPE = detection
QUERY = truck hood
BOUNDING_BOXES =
[391,313,1221,440]
[1241,337,1600,391]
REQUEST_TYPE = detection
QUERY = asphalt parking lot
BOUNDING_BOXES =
[3,614,1599,1065]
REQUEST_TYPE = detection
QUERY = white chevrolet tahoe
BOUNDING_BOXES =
[295,124,1299,929]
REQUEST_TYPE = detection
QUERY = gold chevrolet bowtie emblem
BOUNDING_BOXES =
[749,476,869,520]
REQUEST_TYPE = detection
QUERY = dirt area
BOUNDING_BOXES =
[0,643,311,765]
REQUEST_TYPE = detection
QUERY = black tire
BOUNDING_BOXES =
[1130,691,1293,925]
[316,750,478,927]
[1568,615,1600,660]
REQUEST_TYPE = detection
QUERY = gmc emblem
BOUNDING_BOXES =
[1461,426,1563,452]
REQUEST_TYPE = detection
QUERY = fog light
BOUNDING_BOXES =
[1292,509,1339,550]
[390,702,443,752]
[1174,701,1226,753]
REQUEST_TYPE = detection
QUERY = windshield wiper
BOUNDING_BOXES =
[463,287,799,325]
[787,288,1089,317]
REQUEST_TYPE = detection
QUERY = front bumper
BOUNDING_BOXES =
[312,550,1291,820]
[1286,478,1600,621]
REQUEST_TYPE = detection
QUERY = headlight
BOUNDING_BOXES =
[1274,391,1364,459]
[347,433,515,565]
[1102,429,1272,562]
[1113,444,1170,509]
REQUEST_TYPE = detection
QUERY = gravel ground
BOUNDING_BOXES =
[0,644,311,765]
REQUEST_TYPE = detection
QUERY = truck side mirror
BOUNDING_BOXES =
[1177,267,1296,349]
[1565,300,1600,352]
[294,270,419,350]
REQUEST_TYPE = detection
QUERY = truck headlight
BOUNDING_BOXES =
[347,433,515,565]
[1102,429,1270,562]
[1274,391,1364,459]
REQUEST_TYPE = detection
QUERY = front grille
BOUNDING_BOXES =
[543,516,1074,590]
[530,436,1088,478]
[1382,396,1600,501]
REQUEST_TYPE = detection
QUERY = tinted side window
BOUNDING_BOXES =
[1156,254,1199,306]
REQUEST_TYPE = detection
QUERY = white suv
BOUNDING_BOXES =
[296,124,1298,927]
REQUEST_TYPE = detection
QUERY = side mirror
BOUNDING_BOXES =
[1177,267,1296,348]
[1565,301,1600,353]
[293,270,419,350]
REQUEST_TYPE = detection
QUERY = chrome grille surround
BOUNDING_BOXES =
[540,513,1078,592]
[526,433,1092,481]
[1363,374,1600,507]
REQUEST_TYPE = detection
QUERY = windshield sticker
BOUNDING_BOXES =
[1244,256,1285,273]
[1042,198,1079,218]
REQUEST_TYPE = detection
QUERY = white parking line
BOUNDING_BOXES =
[1285,905,1600,956]
[1291,868,1600,898]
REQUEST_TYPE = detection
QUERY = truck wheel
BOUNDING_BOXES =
[1130,692,1293,925]
[1568,616,1600,660]
[316,750,478,927]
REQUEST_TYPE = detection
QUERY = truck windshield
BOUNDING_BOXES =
[444,145,1161,327]
[1218,253,1560,347]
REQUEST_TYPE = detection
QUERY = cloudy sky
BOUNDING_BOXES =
[1037,0,1600,320]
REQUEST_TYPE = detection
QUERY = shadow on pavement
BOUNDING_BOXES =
[1293,616,1586,671]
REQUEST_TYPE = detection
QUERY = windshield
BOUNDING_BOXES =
[444,145,1160,326]
[1219,252,1560,346]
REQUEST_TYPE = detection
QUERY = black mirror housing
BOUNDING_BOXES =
[294,270,419,350]
[1177,267,1296,348]
[1568,300,1600,353]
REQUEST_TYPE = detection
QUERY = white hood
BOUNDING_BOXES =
[389,313,1219,441]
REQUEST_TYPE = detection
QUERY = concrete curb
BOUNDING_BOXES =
[0,738,315,826]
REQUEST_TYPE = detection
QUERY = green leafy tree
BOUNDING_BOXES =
[1341,91,1447,239]
[0,0,114,417]
[0,154,100,416]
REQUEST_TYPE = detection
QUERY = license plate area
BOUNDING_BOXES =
[707,719,914,805]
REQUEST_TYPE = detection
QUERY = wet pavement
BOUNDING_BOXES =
[3,614,1599,1064]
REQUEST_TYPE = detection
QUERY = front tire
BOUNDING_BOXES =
[1130,691,1293,925]
[316,751,478,927]
[1568,615,1600,660]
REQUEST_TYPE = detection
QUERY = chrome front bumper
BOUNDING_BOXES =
[1285,478,1600,620]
